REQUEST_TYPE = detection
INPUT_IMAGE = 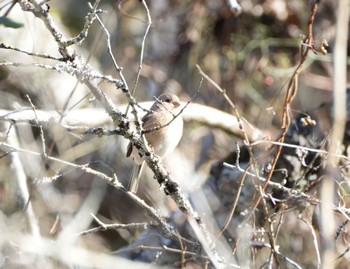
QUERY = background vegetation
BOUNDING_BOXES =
[0,0,349,268]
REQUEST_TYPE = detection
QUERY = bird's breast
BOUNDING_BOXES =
[145,116,183,158]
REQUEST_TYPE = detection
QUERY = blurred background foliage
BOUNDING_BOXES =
[0,0,349,268]
[52,0,342,137]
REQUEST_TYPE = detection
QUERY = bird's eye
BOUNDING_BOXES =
[165,98,171,103]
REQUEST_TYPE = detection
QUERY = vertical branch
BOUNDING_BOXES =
[228,1,321,263]
[93,8,144,132]
[25,94,47,159]
[130,0,152,97]
[196,63,281,263]
[7,124,41,239]
[321,0,349,268]
[255,1,319,200]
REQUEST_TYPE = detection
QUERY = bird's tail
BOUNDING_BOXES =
[128,161,145,193]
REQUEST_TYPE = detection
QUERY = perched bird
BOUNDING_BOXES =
[126,93,184,193]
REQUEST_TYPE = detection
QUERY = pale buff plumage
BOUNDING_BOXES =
[126,93,183,193]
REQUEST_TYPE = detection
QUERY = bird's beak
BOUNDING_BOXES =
[173,100,181,107]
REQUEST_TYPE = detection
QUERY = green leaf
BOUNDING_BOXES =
[0,16,24,29]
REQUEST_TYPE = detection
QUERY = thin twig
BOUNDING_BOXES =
[130,0,152,97]
[251,140,350,163]
[0,141,178,239]
[262,0,319,200]
[78,214,148,236]
[63,1,103,47]
[0,43,63,60]
[25,94,47,158]
[251,241,303,269]
[216,142,250,239]
[196,63,279,260]
[222,161,350,216]
[299,216,321,269]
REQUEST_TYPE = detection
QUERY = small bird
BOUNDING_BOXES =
[126,93,184,193]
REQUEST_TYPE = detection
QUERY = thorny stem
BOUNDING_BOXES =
[227,1,320,263]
